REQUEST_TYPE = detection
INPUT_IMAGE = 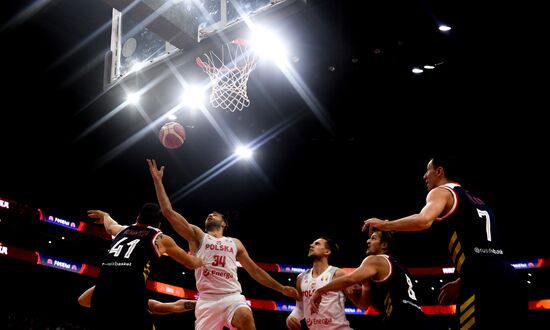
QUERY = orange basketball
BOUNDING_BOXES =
[159,122,186,149]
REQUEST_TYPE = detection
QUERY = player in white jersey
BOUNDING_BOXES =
[147,159,299,330]
[286,237,353,330]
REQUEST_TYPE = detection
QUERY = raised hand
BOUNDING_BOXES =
[362,218,387,235]
[146,159,164,182]
[87,209,109,224]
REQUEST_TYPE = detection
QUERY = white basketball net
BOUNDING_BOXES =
[196,39,258,112]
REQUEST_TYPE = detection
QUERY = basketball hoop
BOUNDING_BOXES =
[196,39,258,112]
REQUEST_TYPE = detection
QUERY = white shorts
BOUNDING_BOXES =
[195,293,251,330]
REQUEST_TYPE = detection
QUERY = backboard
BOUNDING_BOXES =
[102,0,307,91]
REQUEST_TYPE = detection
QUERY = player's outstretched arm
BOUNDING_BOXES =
[149,299,196,315]
[78,286,196,315]
[311,257,378,313]
[87,210,126,236]
[158,233,205,269]
[235,239,299,300]
[362,187,452,233]
[147,159,204,250]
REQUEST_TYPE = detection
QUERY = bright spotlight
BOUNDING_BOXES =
[181,85,206,109]
[250,28,288,64]
[234,146,253,159]
[126,92,140,104]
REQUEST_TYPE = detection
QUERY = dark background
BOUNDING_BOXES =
[1,0,549,329]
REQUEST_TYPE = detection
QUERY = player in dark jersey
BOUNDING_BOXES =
[87,204,204,330]
[310,230,443,330]
[363,155,527,330]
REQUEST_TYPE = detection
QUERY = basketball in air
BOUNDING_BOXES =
[159,122,186,149]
